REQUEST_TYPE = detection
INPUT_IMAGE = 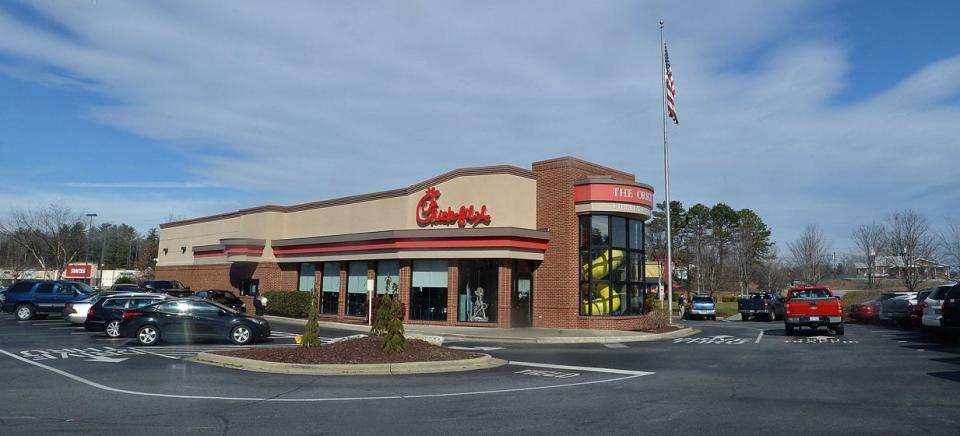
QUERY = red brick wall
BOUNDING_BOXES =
[532,157,646,330]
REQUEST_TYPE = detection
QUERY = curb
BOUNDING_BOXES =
[190,352,507,375]
[263,315,699,344]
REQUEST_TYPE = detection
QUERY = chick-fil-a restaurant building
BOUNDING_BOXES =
[156,156,654,330]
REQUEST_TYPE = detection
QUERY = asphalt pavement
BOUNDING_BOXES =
[0,313,957,435]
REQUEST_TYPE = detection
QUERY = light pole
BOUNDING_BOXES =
[85,213,97,285]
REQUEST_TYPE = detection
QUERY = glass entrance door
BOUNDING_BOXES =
[512,273,532,327]
[239,279,259,297]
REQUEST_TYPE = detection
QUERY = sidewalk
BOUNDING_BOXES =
[264,315,698,344]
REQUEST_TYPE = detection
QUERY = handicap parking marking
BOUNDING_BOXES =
[783,336,858,344]
[673,335,750,345]
[18,346,149,363]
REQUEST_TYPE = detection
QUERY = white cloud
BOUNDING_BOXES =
[0,0,957,252]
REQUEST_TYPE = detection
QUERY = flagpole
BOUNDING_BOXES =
[659,19,674,325]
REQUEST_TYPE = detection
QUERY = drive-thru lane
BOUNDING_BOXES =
[0,314,957,435]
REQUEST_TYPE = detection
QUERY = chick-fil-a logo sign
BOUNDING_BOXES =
[416,187,491,227]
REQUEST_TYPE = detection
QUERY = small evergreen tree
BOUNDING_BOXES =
[370,277,405,352]
[301,287,322,348]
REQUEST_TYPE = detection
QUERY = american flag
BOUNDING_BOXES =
[664,42,678,124]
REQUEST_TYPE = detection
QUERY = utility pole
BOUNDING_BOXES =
[85,213,97,285]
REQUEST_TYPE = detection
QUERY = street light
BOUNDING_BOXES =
[85,213,97,285]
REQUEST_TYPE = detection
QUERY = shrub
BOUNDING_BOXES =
[113,276,136,285]
[720,295,739,303]
[264,291,312,318]
[371,277,405,352]
[637,310,670,332]
[301,288,322,348]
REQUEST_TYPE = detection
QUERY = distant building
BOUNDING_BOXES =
[854,256,949,280]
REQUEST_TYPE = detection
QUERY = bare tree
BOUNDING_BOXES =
[885,210,937,292]
[756,245,790,293]
[851,222,887,289]
[0,204,86,279]
[787,224,831,284]
[940,217,960,276]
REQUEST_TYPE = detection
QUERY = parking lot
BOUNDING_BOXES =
[1,314,958,435]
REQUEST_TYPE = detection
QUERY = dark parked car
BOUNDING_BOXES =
[141,280,189,292]
[194,289,246,313]
[941,284,960,333]
[1,280,94,320]
[119,299,271,345]
[85,293,173,337]
[111,284,144,292]
[737,293,783,321]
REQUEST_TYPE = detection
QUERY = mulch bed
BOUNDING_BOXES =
[215,336,481,365]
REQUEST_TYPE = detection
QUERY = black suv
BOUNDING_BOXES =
[141,280,193,298]
[194,289,246,313]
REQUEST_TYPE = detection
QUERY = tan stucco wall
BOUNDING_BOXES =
[157,173,537,267]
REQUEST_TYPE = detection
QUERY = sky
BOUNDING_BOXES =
[0,0,957,256]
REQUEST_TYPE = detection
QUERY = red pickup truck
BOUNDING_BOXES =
[784,285,844,336]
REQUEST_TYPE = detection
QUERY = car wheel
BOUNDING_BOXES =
[15,304,35,321]
[835,324,845,336]
[231,325,253,345]
[785,325,795,336]
[105,320,122,338]
[741,313,749,321]
[136,325,160,346]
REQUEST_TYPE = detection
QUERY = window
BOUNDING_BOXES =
[346,262,368,317]
[156,301,188,313]
[35,283,54,294]
[320,263,340,315]
[298,263,316,292]
[376,260,400,295]
[7,282,33,293]
[187,301,220,315]
[458,260,498,322]
[57,283,79,295]
[103,298,127,309]
[579,215,646,316]
[410,260,448,321]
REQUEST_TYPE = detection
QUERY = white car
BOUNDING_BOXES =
[922,284,956,329]
[63,295,99,325]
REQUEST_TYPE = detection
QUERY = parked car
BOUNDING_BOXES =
[850,300,878,322]
[921,284,956,331]
[1,280,94,320]
[784,285,844,336]
[880,292,919,326]
[111,284,144,292]
[940,284,960,333]
[909,289,934,329]
[85,293,173,338]
[63,294,102,325]
[737,292,782,321]
[141,280,188,292]
[684,295,716,320]
[194,289,246,313]
[874,291,911,321]
[119,299,270,345]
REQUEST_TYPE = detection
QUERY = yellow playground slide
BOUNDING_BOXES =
[580,249,623,315]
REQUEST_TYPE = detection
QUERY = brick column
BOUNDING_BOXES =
[398,260,411,319]
[447,260,458,324]
[498,260,513,328]
[337,262,347,319]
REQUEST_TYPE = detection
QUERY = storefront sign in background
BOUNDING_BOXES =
[573,183,654,207]
[64,264,92,279]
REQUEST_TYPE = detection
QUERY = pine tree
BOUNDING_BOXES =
[301,287,322,348]
[371,277,405,352]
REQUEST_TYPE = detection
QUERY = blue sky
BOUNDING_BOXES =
[0,0,958,256]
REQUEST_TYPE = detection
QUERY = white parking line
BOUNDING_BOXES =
[0,349,650,402]
[602,343,628,349]
[755,331,764,344]
[508,361,654,376]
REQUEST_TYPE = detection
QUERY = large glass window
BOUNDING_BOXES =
[298,263,316,292]
[579,215,646,316]
[376,260,400,295]
[410,260,448,321]
[320,263,340,315]
[346,262,368,317]
[458,260,498,323]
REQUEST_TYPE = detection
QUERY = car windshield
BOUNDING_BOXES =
[69,282,95,294]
